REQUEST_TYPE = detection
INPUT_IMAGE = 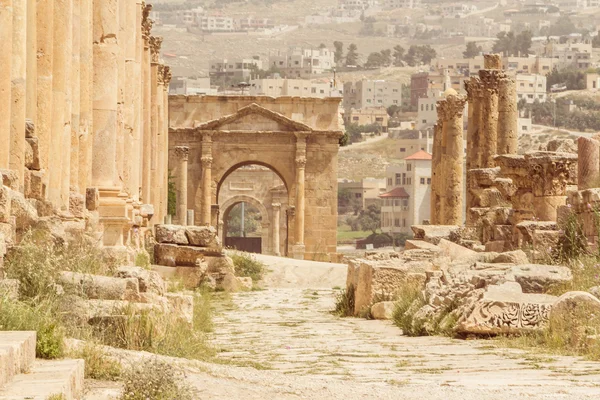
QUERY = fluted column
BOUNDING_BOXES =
[464,77,483,226]
[149,36,162,217]
[479,69,500,168]
[78,0,92,193]
[200,134,213,226]
[70,0,81,195]
[175,146,189,225]
[140,3,152,204]
[60,0,72,208]
[430,122,442,225]
[578,136,600,190]
[0,0,13,169]
[26,0,36,123]
[272,203,281,256]
[35,0,52,187]
[293,133,307,259]
[155,64,166,222]
[10,0,27,188]
[441,94,467,225]
[497,71,518,155]
[122,0,138,200]
[162,66,171,221]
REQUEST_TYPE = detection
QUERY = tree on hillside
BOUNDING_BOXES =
[404,45,437,66]
[543,16,578,37]
[594,33,600,48]
[380,49,392,67]
[358,204,381,234]
[334,41,344,64]
[346,43,359,66]
[463,41,482,58]
[492,31,532,56]
[393,45,405,66]
[319,43,327,49]
[365,52,384,68]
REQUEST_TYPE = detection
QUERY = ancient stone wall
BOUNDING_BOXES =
[0,1,170,264]
[169,96,343,261]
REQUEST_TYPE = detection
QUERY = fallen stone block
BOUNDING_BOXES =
[457,282,557,334]
[115,266,166,296]
[512,264,572,293]
[437,239,479,263]
[371,301,395,320]
[492,250,528,265]
[9,189,38,232]
[155,224,189,245]
[165,293,194,325]
[152,265,206,290]
[551,291,600,321]
[0,169,19,190]
[154,243,223,267]
[185,225,220,247]
[411,225,460,245]
[404,240,441,253]
[59,271,141,301]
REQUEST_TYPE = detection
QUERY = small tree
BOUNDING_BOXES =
[358,204,381,234]
[346,43,359,66]
[393,45,405,66]
[334,41,344,64]
[380,49,392,67]
[463,41,481,58]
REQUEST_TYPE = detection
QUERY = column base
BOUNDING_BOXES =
[291,244,305,260]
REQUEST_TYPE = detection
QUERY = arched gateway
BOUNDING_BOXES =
[168,96,343,261]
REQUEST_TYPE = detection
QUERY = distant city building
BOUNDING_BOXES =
[169,76,217,95]
[542,38,593,70]
[387,130,434,158]
[338,178,387,211]
[410,71,466,107]
[269,47,335,78]
[433,56,557,77]
[199,15,235,32]
[343,80,403,110]
[175,7,204,26]
[209,58,263,81]
[343,107,390,130]
[516,74,547,104]
[338,0,377,10]
[248,77,341,98]
[380,150,432,235]
[238,16,275,31]
[383,0,421,9]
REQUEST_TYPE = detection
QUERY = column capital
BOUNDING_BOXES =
[174,146,189,161]
[157,64,165,85]
[295,132,309,141]
[479,69,502,94]
[142,2,154,42]
[201,156,213,167]
[464,76,483,101]
[149,36,162,63]
[483,53,502,69]
[526,152,578,197]
[296,157,307,168]
[445,94,467,118]
[201,132,213,142]
[272,203,281,210]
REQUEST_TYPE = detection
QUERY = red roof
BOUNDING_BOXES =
[379,187,410,198]
[404,150,432,161]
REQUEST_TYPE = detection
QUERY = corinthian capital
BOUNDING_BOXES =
[163,65,172,86]
[444,94,467,117]
[296,157,307,168]
[142,2,154,41]
[464,77,482,101]
[479,69,502,95]
[157,64,165,85]
[201,156,213,167]
[150,36,163,63]
[175,146,190,161]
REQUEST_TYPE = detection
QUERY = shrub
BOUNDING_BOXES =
[552,209,588,263]
[71,342,122,381]
[120,358,194,400]
[134,251,151,269]
[231,252,265,282]
[392,282,427,336]
[46,395,66,400]
[0,297,65,359]
[333,285,355,317]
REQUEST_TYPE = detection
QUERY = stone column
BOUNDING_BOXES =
[78,0,92,193]
[149,36,162,217]
[200,134,213,226]
[497,71,518,155]
[0,0,12,169]
[60,0,73,208]
[162,66,171,222]
[70,0,81,195]
[35,0,52,189]
[479,69,500,168]
[122,0,137,200]
[293,133,307,259]
[430,122,443,225]
[441,94,467,225]
[175,146,189,225]
[464,77,483,226]
[155,64,166,222]
[578,136,600,190]
[10,0,27,188]
[272,203,281,256]
[26,0,36,123]
[140,4,152,204]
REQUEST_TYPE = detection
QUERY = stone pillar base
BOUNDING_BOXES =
[291,244,305,260]
[98,187,130,255]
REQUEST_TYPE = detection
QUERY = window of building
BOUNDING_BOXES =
[377,100,382,103]
[427,178,431,184]
[368,88,372,92]
[353,116,359,121]
[402,199,408,207]
[407,177,412,185]
[407,163,412,172]
[367,99,372,103]
[355,193,362,198]
[320,90,325,93]
[294,86,300,90]
[421,104,424,111]
[393,89,398,92]
[376,117,383,122]
[395,173,401,185]
[402,173,406,185]
[422,119,427,123]
[393,100,398,104]
[425,104,429,111]
[400,148,406,152]
[528,94,534,99]
[402,219,406,227]
[387,178,392,186]
[420,177,425,184]
[394,219,400,227]
[529,83,534,87]
[311,88,316,93]
[520,83,525,87]
[522,125,528,131]
[394,199,400,206]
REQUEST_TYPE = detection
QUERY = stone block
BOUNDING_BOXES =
[85,187,99,211]
[155,224,189,245]
[492,250,528,265]
[512,264,572,293]
[0,169,19,190]
[154,243,223,267]
[23,170,46,201]
[220,273,252,292]
[551,291,600,320]
[185,225,220,247]
[0,186,10,224]
[484,240,509,253]
[165,293,194,325]
[437,239,479,263]
[115,266,166,296]
[404,240,442,253]
[411,225,460,245]
[9,189,38,232]
[69,192,86,219]
[140,203,154,218]
[24,137,40,170]
[152,265,205,289]
[371,301,395,320]
[58,271,141,301]
[457,282,557,334]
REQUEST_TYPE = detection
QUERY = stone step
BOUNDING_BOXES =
[0,359,84,400]
[0,331,36,387]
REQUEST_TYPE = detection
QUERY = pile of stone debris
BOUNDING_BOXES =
[346,225,600,336]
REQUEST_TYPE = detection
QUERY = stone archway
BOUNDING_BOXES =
[169,96,343,261]
[220,195,269,255]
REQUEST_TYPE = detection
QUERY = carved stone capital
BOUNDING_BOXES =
[149,36,162,63]
[444,94,467,118]
[163,65,172,86]
[201,156,213,167]
[296,157,307,168]
[157,64,165,85]
[174,146,189,161]
[526,152,578,197]
[142,2,154,42]
[479,69,502,94]
[464,77,483,100]
[483,54,502,69]
[272,203,281,210]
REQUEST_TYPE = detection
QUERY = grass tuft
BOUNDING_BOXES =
[231,252,265,282]
[332,285,355,317]
[70,342,122,381]
[120,358,194,400]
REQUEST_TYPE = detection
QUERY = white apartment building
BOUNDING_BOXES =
[248,78,340,98]
[388,130,434,158]
[338,0,377,10]
[516,74,547,104]
[199,16,234,32]
[380,150,432,235]
[209,58,263,80]
[270,48,335,79]
[175,7,204,26]
[343,80,403,110]
[169,76,217,95]
[543,39,593,70]
[383,0,421,9]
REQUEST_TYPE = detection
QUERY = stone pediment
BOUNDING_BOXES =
[194,103,312,132]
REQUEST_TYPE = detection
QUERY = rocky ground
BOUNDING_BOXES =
[87,254,600,399]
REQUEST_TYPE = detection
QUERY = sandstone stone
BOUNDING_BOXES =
[347,258,427,316]
[492,250,528,265]
[154,243,223,267]
[371,301,395,320]
[59,271,141,301]
[115,266,166,296]
[165,293,194,325]
[547,138,577,154]
[0,186,10,224]
[69,192,86,219]
[185,225,220,247]
[139,204,154,218]
[457,282,557,334]
[23,170,45,201]
[0,170,19,190]
[24,137,40,170]
[404,240,441,253]
[85,187,99,211]
[411,225,460,245]
[437,239,479,263]
[9,189,38,232]
[589,286,600,299]
[155,224,189,245]
[512,264,572,293]
[33,216,67,245]
[551,291,600,321]
[221,273,251,292]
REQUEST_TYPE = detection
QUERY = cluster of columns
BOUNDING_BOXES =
[0,0,171,254]
[464,54,519,225]
[431,94,467,225]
